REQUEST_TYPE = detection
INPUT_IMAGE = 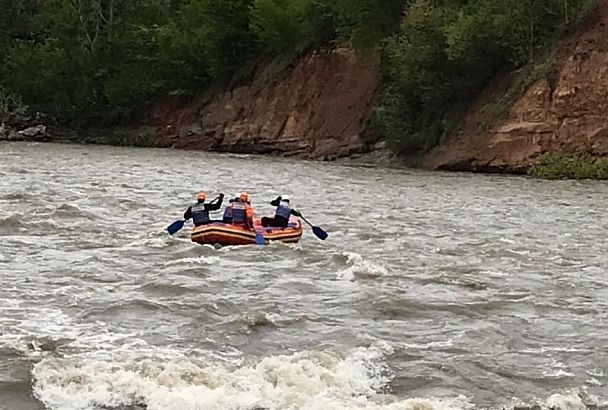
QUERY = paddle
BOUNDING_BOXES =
[298,214,328,240]
[167,219,185,235]
[254,231,265,245]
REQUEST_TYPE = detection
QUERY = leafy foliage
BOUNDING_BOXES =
[0,0,596,142]
[0,87,28,122]
[250,0,335,54]
[334,0,408,51]
[530,152,608,180]
[373,0,595,154]
[0,0,256,123]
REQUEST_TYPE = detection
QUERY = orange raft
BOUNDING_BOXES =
[191,217,303,246]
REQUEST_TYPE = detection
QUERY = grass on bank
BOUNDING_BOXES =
[529,152,608,180]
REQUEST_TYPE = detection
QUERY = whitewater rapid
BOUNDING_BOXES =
[1,141,607,410]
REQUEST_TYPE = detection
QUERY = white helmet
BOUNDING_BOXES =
[281,195,290,202]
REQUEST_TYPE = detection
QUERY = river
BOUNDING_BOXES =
[0,141,607,410]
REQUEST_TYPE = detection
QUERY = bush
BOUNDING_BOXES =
[374,0,596,155]
[529,152,608,180]
[251,0,335,55]
[370,0,461,153]
[0,87,28,122]
[334,0,408,51]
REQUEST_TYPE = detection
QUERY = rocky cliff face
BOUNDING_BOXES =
[423,0,608,173]
[150,48,382,160]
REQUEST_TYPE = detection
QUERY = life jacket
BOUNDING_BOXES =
[223,205,233,221]
[275,201,292,220]
[230,201,247,224]
[191,202,210,225]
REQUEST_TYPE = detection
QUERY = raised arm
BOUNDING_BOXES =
[269,196,281,207]
[183,206,193,220]
[205,194,224,211]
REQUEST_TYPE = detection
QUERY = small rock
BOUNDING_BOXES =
[27,340,42,351]
[20,125,46,138]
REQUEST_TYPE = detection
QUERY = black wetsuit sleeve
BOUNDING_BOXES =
[270,197,281,207]
[205,196,223,211]
[291,209,301,217]
[183,206,192,220]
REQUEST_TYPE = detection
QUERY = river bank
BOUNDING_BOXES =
[0,112,51,143]
[4,1,608,178]
[1,48,383,160]
[2,119,604,180]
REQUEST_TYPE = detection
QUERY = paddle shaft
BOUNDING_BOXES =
[297,214,328,240]
[299,215,314,229]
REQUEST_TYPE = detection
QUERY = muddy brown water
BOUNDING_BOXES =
[0,141,607,410]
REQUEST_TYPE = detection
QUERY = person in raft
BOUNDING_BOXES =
[222,193,243,223]
[222,196,235,223]
[261,195,301,228]
[184,191,224,227]
[225,192,254,228]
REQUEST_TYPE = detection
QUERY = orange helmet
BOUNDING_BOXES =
[197,191,206,201]
[239,192,249,202]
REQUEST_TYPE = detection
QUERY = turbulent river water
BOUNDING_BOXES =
[1,141,607,410]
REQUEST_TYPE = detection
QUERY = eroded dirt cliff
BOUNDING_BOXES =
[149,48,381,160]
[423,0,608,173]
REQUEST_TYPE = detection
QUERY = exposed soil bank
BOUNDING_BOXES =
[422,0,608,174]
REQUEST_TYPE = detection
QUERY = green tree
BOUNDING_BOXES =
[251,0,335,54]
[334,0,409,51]
[374,0,594,154]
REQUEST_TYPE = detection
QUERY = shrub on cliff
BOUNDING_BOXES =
[334,0,408,51]
[530,152,608,180]
[251,0,335,54]
[163,0,257,82]
[0,87,28,122]
[373,1,462,153]
[374,0,595,154]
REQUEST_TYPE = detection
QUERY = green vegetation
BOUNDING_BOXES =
[0,0,258,124]
[474,48,558,135]
[0,87,27,122]
[0,0,596,150]
[530,152,608,180]
[374,0,594,154]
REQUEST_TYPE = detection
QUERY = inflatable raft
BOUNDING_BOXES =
[191,217,303,246]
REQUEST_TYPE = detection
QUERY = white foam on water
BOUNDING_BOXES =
[163,255,222,267]
[124,235,174,249]
[0,303,180,361]
[541,358,575,378]
[542,369,576,378]
[545,392,587,410]
[586,368,604,377]
[32,343,472,410]
[0,306,81,354]
[520,346,591,355]
[400,340,455,351]
[507,388,607,410]
[336,252,389,281]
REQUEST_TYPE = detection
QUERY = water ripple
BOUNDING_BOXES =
[1,142,608,409]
